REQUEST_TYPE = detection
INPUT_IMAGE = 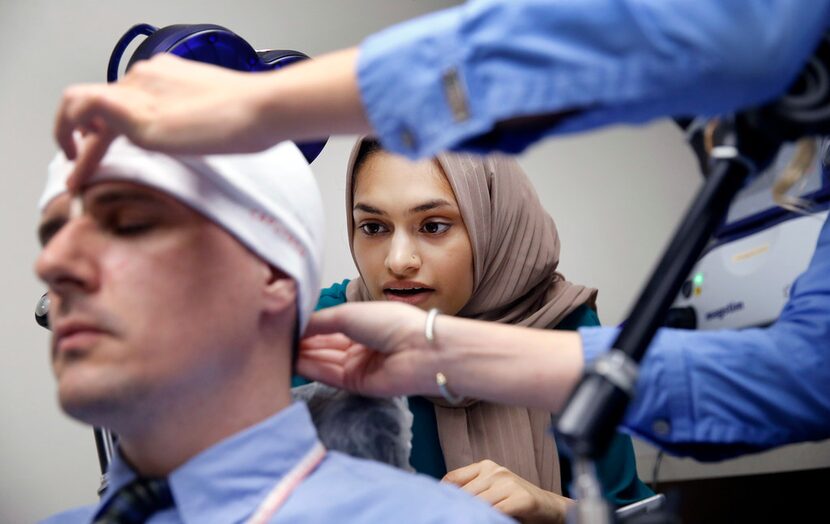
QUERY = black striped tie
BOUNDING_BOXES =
[94,477,174,524]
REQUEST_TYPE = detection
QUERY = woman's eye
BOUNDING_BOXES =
[421,222,450,234]
[359,222,388,236]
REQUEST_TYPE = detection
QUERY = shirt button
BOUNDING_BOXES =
[442,67,471,123]
[401,129,416,151]
[653,419,671,436]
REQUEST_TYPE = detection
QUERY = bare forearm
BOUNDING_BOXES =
[430,315,585,413]
[258,47,373,143]
[303,303,587,412]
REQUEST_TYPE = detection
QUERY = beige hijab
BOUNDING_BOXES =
[344,137,597,494]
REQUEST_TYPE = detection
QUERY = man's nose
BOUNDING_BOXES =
[35,218,99,297]
[385,232,421,276]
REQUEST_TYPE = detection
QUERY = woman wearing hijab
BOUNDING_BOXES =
[313,137,653,521]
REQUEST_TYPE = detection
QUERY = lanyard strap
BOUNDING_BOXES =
[246,441,326,524]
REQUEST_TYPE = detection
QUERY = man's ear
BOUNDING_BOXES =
[262,266,297,315]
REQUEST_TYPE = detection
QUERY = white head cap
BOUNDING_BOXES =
[40,137,324,331]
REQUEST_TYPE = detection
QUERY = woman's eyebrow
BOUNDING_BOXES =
[354,198,454,216]
[353,203,386,215]
[409,199,452,214]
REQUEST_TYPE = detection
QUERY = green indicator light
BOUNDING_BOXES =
[693,273,704,286]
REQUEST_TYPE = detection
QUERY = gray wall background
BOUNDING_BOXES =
[8,1,802,522]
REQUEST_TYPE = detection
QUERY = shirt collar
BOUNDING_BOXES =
[98,402,319,524]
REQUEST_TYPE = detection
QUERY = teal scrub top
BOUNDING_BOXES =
[305,280,654,506]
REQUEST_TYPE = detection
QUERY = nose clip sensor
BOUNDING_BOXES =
[35,292,50,329]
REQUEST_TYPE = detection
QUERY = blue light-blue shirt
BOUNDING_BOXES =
[580,213,830,460]
[358,0,830,158]
[42,403,511,523]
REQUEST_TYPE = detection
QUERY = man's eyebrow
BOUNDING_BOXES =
[353,203,386,216]
[409,199,453,214]
[88,190,162,207]
[38,216,66,247]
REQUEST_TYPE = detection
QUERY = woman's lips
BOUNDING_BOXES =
[383,288,435,305]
